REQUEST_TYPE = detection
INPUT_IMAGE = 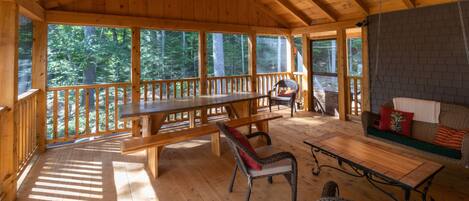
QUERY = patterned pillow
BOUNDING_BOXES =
[379,107,414,136]
[433,125,467,151]
[227,127,262,170]
[278,89,295,97]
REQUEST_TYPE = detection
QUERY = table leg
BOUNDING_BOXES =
[403,188,411,201]
[142,113,167,179]
[211,132,221,156]
[189,110,196,128]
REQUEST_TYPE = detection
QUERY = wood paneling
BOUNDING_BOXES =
[0,2,19,200]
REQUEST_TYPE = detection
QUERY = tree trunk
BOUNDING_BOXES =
[277,36,282,72]
[241,36,245,74]
[213,33,225,93]
[83,26,96,108]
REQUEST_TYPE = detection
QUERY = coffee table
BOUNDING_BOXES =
[304,132,444,201]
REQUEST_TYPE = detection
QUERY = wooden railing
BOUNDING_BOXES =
[15,89,39,175]
[46,72,297,145]
[141,78,199,123]
[47,83,132,144]
[256,72,292,107]
[347,76,362,116]
[207,75,251,116]
[292,72,305,104]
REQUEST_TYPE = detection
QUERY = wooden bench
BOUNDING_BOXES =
[121,113,282,178]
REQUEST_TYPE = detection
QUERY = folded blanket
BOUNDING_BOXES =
[393,97,440,124]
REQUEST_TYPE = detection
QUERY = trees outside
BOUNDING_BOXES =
[256,35,288,73]
[18,16,33,95]
[140,30,199,80]
[206,33,249,77]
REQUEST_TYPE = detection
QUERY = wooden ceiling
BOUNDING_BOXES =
[42,0,456,28]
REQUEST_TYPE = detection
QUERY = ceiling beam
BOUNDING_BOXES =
[350,0,369,15]
[46,11,291,35]
[274,0,311,26]
[44,0,74,9]
[14,0,45,21]
[253,1,290,28]
[402,0,416,8]
[291,18,364,35]
[308,0,337,22]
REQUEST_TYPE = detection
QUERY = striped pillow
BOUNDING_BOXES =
[433,125,467,151]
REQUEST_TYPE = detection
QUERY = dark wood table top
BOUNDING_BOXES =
[304,132,444,189]
[120,92,268,119]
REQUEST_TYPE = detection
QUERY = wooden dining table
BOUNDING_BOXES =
[119,92,268,177]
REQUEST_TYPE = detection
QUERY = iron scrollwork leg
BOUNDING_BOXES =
[310,147,321,176]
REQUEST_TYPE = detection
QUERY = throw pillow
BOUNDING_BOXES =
[433,125,467,151]
[278,89,295,97]
[227,127,262,170]
[379,107,414,136]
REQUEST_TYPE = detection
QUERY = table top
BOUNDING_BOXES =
[304,132,444,188]
[120,92,268,119]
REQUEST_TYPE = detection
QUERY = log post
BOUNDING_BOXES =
[337,28,348,120]
[199,31,208,123]
[131,27,141,136]
[248,32,258,113]
[0,2,19,200]
[32,21,47,153]
[301,34,312,111]
[361,26,370,112]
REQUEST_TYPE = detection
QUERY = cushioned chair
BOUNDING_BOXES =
[317,181,350,201]
[216,122,298,201]
[268,79,299,117]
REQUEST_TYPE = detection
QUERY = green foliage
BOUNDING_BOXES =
[206,33,249,76]
[141,30,199,80]
[18,16,33,94]
[47,25,131,87]
[256,35,288,73]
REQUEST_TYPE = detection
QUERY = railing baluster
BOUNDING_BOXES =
[53,91,58,140]
[96,87,100,133]
[159,82,163,100]
[144,82,148,102]
[152,81,156,101]
[114,86,119,129]
[123,86,127,128]
[64,89,69,139]
[75,89,79,138]
[85,89,90,134]
[105,87,109,131]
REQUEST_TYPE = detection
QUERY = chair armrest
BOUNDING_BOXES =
[246,132,272,145]
[259,151,297,166]
[361,111,380,135]
[462,134,469,168]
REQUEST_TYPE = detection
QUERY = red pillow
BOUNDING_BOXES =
[278,89,295,97]
[379,107,414,136]
[227,127,262,170]
[433,125,467,151]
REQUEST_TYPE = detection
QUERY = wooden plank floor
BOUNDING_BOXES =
[18,109,469,201]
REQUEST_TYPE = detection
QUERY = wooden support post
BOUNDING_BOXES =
[337,28,348,120]
[198,31,208,124]
[0,2,19,200]
[131,27,141,136]
[286,35,296,74]
[248,32,258,114]
[361,26,370,112]
[301,34,312,111]
[32,21,47,153]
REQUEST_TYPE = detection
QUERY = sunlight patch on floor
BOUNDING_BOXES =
[112,161,159,201]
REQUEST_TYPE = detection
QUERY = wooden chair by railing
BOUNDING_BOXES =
[15,89,39,176]
[256,72,292,108]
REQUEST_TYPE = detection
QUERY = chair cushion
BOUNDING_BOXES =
[248,146,291,177]
[278,89,295,97]
[379,106,414,136]
[271,96,291,101]
[227,127,262,170]
[367,127,462,159]
[433,125,467,151]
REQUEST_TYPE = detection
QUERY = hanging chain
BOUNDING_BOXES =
[457,0,469,64]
